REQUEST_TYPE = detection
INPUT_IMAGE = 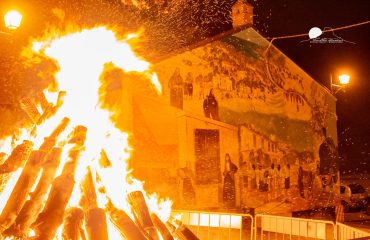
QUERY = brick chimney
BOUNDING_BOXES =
[232,0,253,28]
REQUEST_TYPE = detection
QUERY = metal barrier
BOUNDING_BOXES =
[336,222,370,240]
[254,214,337,240]
[172,210,254,240]
[171,210,370,240]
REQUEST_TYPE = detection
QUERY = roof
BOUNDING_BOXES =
[152,25,335,101]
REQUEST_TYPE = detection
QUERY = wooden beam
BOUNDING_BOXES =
[4,148,62,236]
[62,207,86,240]
[31,125,87,240]
[0,140,34,174]
[106,201,149,240]
[127,191,159,240]
[0,150,46,232]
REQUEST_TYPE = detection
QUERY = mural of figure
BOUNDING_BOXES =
[223,153,238,208]
[239,161,248,207]
[203,89,220,120]
[269,163,278,199]
[177,165,196,206]
[298,166,304,198]
[198,75,205,100]
[318,128,339,190]
[276,164,282,195]
[283,164,291,201]
[168,68,184,109]
[184,73,194,99]
[257,166,268,192]
[250,164,257,190]
[249,150,255,163]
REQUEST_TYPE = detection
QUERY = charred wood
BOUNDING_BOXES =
[4,148,62,236]
[127,191,159,240]
[31,126,87,240]
[151,213,174,240]
[85,207,108,240]
[81,167,98,210]
[0,150,46,232]
[19,97,41,124]
[62,207,86,240]
[106,201,148,240]
[0,140,34,174]
[168,218,199,240]
[37,92,66,125]
[39,117,70,152]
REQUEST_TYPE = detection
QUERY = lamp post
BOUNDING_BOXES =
[330,73,350,94]
[1,9,22,35]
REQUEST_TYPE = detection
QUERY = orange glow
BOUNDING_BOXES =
[29,26,169,238]
[4,10,22,30]
[0,26,171,239]
[338,74,350,85]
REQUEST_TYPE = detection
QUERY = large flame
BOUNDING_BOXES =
[0,26,171,239]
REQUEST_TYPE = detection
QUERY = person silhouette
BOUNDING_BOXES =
[203,89,219,120]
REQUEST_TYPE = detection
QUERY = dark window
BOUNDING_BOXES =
[194,129,221,185]
[253,134,256,147]
[340,186,345,194]
[348,184,365,194]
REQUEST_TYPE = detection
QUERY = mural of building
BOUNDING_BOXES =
[112,0,340,216]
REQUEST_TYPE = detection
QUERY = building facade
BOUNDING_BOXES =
[118,24,340,216]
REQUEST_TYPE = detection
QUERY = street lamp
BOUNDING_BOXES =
[4,10,23,30]
[330,73,350,94]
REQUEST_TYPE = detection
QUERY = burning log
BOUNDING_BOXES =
[81,167,98,209]
[39,117,70,152]
[106,201,149,240]
[0,118,70,233]
[62,207,86,240]
[0,152,6,163]
[151,213,174,240]
[80,168,108,240]
[19,97,41,124]
[0,140,34,174]
[167,217,199,240]
[0,150,46,232]
[4,148,62,236]
[127,191,160,240]
[31,125,87,240]
[85,207,109,240]
[37,91,67,124]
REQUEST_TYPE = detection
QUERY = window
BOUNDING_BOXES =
[348,184,365,194]
[194,129,221,185]
[340,186,345,194]
[253,134,256,147]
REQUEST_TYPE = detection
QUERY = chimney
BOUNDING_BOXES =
[231,0,253,28]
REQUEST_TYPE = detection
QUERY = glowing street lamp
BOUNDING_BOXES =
[330,73,350,94]
[4,10,23,30]
[338,74,350,85]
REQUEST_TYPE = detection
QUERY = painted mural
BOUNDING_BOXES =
[130,28,339,216]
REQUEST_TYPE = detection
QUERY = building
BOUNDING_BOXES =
[112,0,339,214]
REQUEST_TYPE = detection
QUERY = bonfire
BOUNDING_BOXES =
[0,27,198,240]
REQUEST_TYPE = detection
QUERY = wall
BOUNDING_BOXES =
[150,27,339,214]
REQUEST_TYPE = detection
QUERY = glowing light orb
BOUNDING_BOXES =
[308,27,322,39]
[4,10,22,30]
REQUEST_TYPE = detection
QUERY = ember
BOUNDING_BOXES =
[0,26,195,239]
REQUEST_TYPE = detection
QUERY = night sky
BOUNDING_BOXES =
[249,0,370,173]
[0,0,369,173]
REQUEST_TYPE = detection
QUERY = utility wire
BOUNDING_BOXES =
[265,20,370,41]
[263,20,369,55]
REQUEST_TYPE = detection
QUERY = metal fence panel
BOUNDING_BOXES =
[336,222,370,240]
[172,209,254,240]
[255,214,336,240]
